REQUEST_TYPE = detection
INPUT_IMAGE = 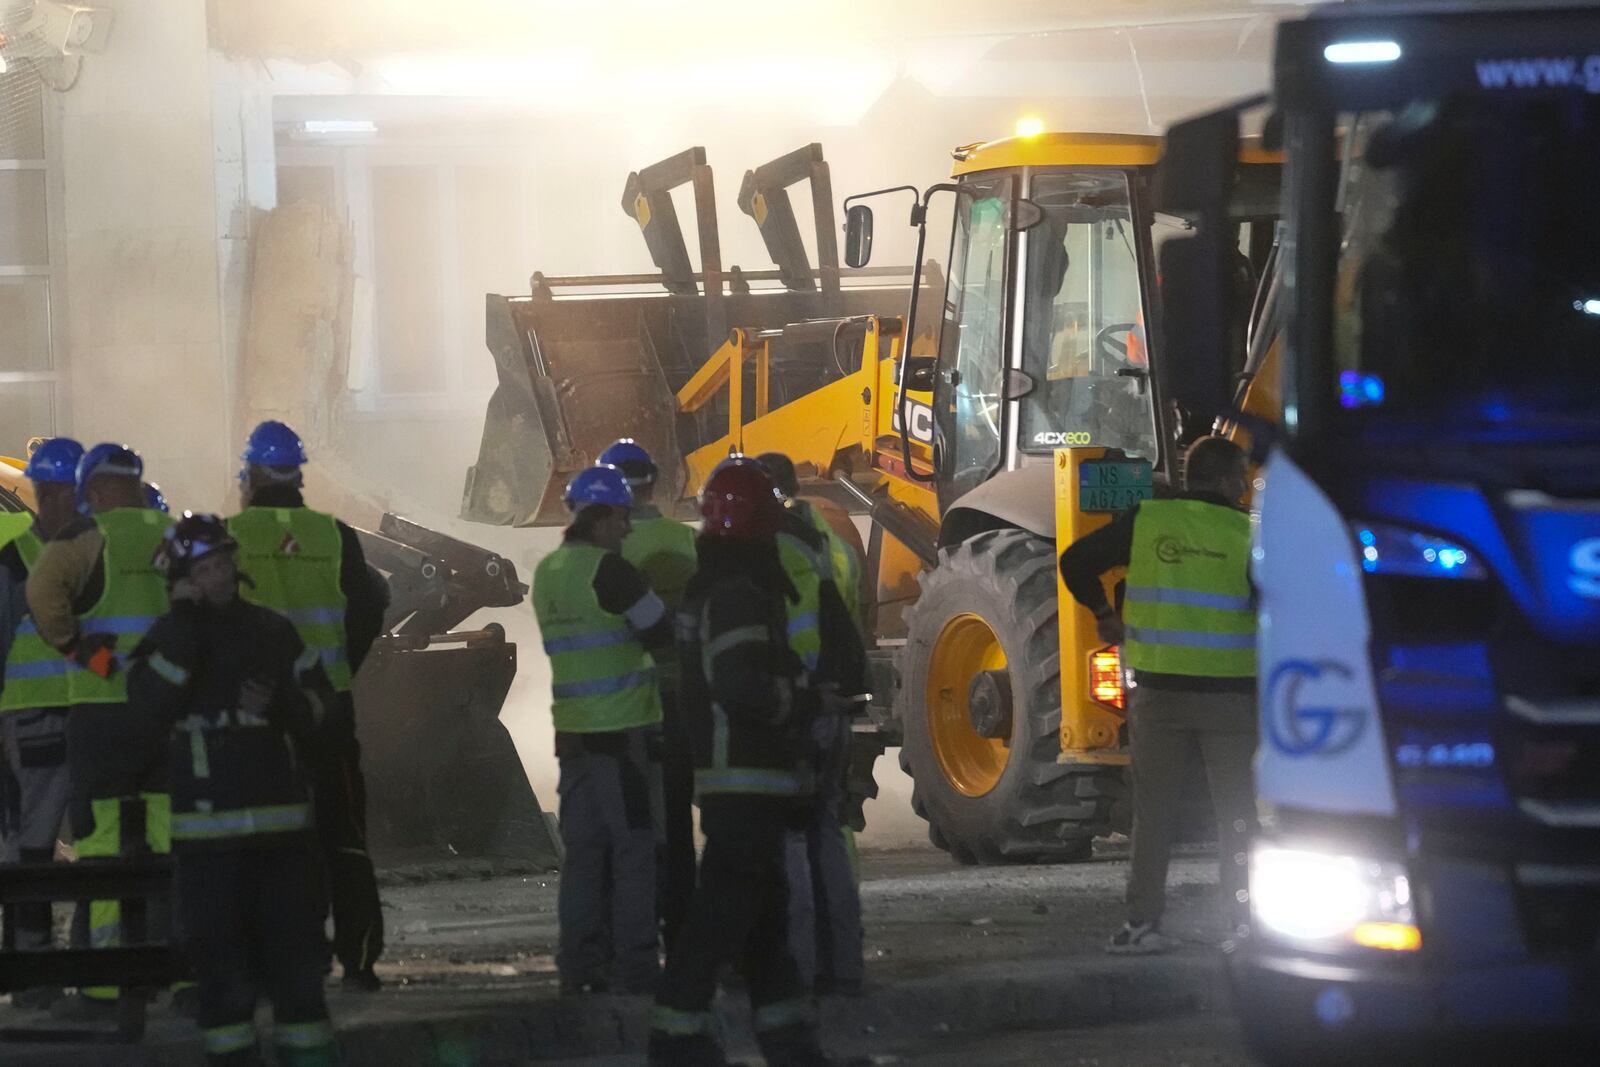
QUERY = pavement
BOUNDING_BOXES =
[0,844,1239,1065]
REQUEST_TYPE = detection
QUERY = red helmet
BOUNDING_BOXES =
[699,455,783,539]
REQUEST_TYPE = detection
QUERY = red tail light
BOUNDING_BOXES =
[1090,646,1124,710]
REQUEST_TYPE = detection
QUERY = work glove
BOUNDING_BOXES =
[70,632,119,679]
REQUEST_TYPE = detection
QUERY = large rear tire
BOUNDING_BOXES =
[895,529,1120,864]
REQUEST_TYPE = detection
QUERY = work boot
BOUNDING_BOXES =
[755,1021,834,1067]
[1106,920,1173,955]
[10,986,62,1011]
[48,992,120,1022]
[646,1030,731,1066]
[341,968,381,993]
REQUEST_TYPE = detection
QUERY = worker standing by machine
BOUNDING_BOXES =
[0,439,83,988]
[599,438,698,950]
[757,452,868,996]
[129,513,340,1066]
[649,456,832,1067]
[1058,436,1257,954]
[229,420,387,991]
[25,443,175,1016]
[532,463,672,995]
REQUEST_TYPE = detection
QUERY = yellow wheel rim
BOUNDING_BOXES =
[926,612,1010,798]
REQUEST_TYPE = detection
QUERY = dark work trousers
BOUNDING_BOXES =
[556,725,661,992]
[66,701,171,989]
[175,843,339,1066]
[2,707,71,950]
[785,719,863,992]
[314,691,383,978]
[1125,686,1259,928]
[658,691,696,952]
[650,797,827,1067]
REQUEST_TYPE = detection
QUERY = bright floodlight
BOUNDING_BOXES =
[1324,40,1402,64]
[1015,115,1046,139]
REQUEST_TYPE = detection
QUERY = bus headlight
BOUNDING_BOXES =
[1250,844,1420,952]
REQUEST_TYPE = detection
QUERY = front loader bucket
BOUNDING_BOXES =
[354,627,561,868]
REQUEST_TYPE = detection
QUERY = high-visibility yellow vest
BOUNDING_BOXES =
[67,508,174,706]
[229,507,352,691]
[622,511,697,692]
[776,531,826,673]
[798,502,862,626]
[1123,499,1256,678]
[1,519,70,713]
[533,542,662,734]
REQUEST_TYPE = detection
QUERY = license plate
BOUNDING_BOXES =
[1079,460,1153,513]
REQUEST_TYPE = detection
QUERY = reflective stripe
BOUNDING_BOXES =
[1126,586,1252,613]
[80,614,160,635]
[650,1005,715,1036]
[280,607,344,626]
[3,659,68,680]
[785,611,819,637]
[542,628,634,655]
[14,618,37,636]
[1125,626,1255,651]
[274,1019,336,1049]
[695,767,805,796]
[753,996,816,1032]
[294,646,321,674]
[147,652,190,687]
[89,921,119,949]
[551,668,656,700]
[705,624,769,661]
[205,1023,257,1055]
[171,804,312,841]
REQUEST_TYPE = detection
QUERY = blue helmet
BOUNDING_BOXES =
[75,443,144,512]
[22,437,85,485]
[598,438,655,485]
[143,482,170,514]
[564,464,633,511]
[241,420,307,468]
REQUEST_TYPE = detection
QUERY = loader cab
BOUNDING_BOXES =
[848,133,1278,515]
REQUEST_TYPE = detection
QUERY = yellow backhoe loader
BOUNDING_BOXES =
[465,134,1278,863]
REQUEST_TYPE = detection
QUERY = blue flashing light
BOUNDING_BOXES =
[1351,520,1486,579]
[1338,370,1386,409]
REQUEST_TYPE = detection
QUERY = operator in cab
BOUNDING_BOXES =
[1058,436,1257,954]
[532,463,672,995]
[600,438,699,951]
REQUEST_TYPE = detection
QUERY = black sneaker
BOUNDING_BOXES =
[1106,920,1173,955]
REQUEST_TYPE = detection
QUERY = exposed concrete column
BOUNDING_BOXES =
[58,0,233,512]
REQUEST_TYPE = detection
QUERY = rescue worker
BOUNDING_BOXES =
[649,456,833,1067]
[230,419,387,990]
[128,513,340,1066]
[0,439,84,996]
[755,453,867,997]
[532,463,672,995]
[1058,436,1257,954]
[600,438,698,950]
[25,443,175,1016]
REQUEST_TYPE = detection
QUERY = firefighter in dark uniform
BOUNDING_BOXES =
[755,453,868,996]
[532,463,674,995]
[129,513,339,1066]
[648,456,833,1067]
[600,437,699,951]
[230,420,387,990]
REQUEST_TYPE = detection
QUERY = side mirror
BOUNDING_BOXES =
[1153,105,1244,424]
[903,355,937,391]
[844,204,874,268]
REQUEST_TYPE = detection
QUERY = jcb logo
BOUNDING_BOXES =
[892,400,935,444]
[1033,431,1092,447]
